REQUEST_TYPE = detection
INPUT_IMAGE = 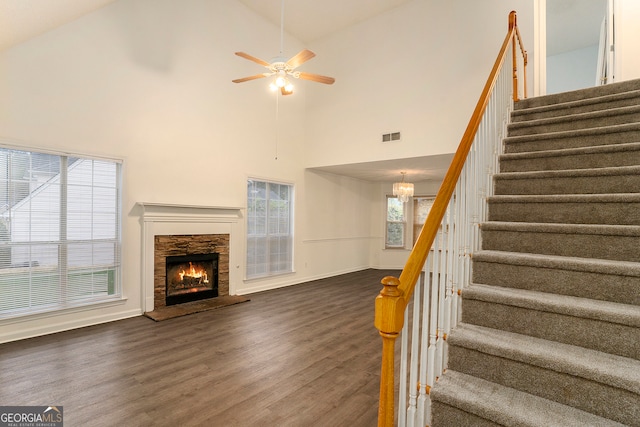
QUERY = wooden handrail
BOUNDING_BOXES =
[374,11,527,426]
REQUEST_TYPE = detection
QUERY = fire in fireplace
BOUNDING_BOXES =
[165,253,218,305]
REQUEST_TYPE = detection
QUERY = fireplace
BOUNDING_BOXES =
[165,253,219,306]
[152,233,230,310]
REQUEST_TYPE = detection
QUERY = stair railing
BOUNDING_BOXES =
[374,11,527,427]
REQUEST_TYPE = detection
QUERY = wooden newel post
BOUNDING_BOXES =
[509,11,519,101]
[375,276,406,427]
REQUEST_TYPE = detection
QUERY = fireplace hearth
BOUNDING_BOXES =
[165,253,218,306]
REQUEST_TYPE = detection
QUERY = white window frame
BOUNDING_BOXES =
[0,145,123,320]
[246,178,294,279]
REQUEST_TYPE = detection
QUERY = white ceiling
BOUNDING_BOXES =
[0,0,117,52]
[0,0,607,183]
[237,0,413,44]
[309,153,454,183]
[0,0,412,51]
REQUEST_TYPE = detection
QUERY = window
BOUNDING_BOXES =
[246,179,293,279]
[412,196,436,245]
[0,147,122,319]
[385,196,406,248]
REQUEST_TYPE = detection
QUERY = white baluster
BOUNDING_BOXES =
[398,304,409,427]
[406,273,422,427]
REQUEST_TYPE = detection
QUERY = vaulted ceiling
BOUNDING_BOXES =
[0,0,606,183]
[0,0,413,52]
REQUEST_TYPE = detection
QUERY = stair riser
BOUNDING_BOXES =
[494,173,640,195]
[515,80,640,109]
[461,299,640,359]
[511,95,640,122]
[500,149,640,172]
[447,345,640,426]
[504,128,640,153]
[508,111,640,137]
[480,228,639,262]
[431,402,501,427]
[488,201,640,225]
[472,260,640,306]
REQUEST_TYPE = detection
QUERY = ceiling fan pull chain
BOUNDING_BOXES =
[279,0,285,56]
[275,90,280,160]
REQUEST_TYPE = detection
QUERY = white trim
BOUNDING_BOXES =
[534,0,547,96]
[0,138,124,163]
[302,236,375,243]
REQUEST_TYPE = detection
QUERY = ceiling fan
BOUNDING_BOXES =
[232,50,335,95]
[232,0,335,95]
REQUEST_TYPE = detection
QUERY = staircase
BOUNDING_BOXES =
[429,80,640,426]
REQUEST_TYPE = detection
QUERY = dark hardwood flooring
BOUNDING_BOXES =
[0,269,399,427]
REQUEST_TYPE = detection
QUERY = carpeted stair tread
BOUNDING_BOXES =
[511,89,640,122]
[501,141,640,161]
[463,284,640,328]
[430,370,627,427]
[487,193,640,225]
[473,250,640,277]
[488,193,640,204]
[499,141,640,171]
[508,104,640,136]
[479,221,640,262]
[449,324,640,394]
[503,122,640,153]
[494,164,640,195]
[495,164,640,181]
[480,221,640,237]
[515,79,640,110]
[472,251,640,305]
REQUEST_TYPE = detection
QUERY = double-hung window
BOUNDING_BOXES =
[0,147,122,319]
[246,179,293,279]
[385,196,406,248]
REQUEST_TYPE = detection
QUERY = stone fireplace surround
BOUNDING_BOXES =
[154,234,226,309]
[138,203,243,313]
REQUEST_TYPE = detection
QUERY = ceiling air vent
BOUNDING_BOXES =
[382,132,401,142]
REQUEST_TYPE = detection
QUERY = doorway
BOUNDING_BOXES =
[538,0,610,95]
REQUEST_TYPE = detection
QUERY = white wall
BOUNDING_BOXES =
[547,45,599,94]
[300,170,375,280]
[615,0,640,81]
[304,0,535,168]
[0,0,537,342]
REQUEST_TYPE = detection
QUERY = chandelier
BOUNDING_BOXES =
[393,172,414,203]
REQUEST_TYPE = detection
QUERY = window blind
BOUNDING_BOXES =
[246,179,293,279]
[0,147,122,318]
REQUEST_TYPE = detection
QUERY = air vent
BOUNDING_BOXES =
[382,132,401,142]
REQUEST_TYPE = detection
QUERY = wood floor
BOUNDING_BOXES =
[0,269,399,427]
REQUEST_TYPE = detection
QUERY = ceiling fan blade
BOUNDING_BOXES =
[296,72,335,85]
[232,73,269,83]
[281,87,294,96]
[235,52,271,68]
[286,49,316,69]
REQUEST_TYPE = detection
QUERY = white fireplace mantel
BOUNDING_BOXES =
[138,202,244,312]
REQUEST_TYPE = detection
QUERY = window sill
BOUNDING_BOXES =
[0,295,128,324]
